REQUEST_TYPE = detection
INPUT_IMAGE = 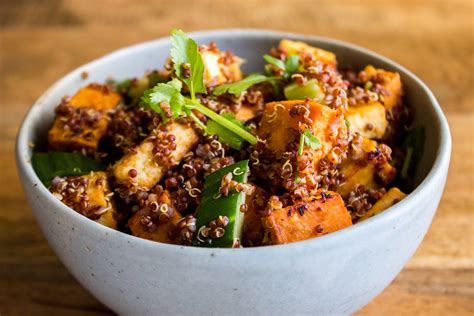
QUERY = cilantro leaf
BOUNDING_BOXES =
[263,54,286,70]
[264,54,300,79]
[303,129,321,150]
[141,78,185,122]
[207,113,248,149]
[170,28,206,99]
[213,74,270,96]
[298,129,321,155]
[284,55,300,75]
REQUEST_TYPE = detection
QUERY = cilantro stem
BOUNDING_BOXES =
[190,101,257,145]
[298,133,305,156]
[189,111,207,131]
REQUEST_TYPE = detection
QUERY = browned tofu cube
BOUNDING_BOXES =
[363,65,402,110]
[48,84,121,152]
[279,39,337,67]
[261,190,352,244]
[338,137,396,198]
[112,122,199,195]
[258,100,348,169]
[200,44,243,88]
[128,190,184,244]
[49,171,117,229]
[360,187,406,221]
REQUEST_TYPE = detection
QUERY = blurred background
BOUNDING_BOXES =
[1,0,472,314]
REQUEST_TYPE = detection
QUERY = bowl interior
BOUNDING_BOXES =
[18,29,446,242]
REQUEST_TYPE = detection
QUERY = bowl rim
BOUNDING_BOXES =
[16,28,452,255]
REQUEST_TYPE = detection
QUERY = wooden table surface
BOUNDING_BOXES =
[1,0,473,314]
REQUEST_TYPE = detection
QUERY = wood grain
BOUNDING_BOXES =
[1,0,473,314]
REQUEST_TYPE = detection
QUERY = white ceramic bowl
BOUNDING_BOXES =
[16,29,451,315]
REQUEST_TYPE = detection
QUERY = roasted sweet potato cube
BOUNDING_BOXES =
[69,84,121,110]
[48,108,109,151]
[242,186,267,247]
[360,187,406,221]
[258,100,347,167]
[48,84,121,152]
[49,171,117,229]
[279,39,336,67]
[346,102,388,139]
[262,191,352,244]
[128,191,183,244]
[112,122,199,194]
[200,45,243,88]
[338,137,396,197]
[363,65,402,110]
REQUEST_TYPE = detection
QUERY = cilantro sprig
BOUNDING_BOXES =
[264,54,300,79]
[141,29,257,146]
[295,128,321,183]
[298,129,321,155]
[213,74,270,96]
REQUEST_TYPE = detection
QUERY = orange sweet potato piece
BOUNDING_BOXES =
[258,100,347,167]
[128,191,183,244]
[262,191,352,244]
[48,112,109,151]
[69,84,121,110]
[242,186,268,247]
[48,84,121,152]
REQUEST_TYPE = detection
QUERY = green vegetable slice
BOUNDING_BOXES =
[193,160,249,248]
[32,152,105,186]
[284,79,325,102]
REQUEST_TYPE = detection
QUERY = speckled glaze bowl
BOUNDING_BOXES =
[16,30,451,315]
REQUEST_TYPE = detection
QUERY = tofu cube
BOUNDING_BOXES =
[112,122,199,194]
[200,45,243,88]
[48,84,121,152]
[360,187,406,221]
[345,102,388,139]
[262,190,352,244]
[279,39,337,67]
[49,171,117,229]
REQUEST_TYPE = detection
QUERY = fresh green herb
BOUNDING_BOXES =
[284,55,300,75]
[264,54,300,79]
[170,28,206,99]
[207,113,249,149]
[32,152,105,186]
[400,127,425,179]
[298,129,321,156]
[213,74,270,96]
[141,29,258,146]
[141,78,185,122]
[263,54,286,70]
[295,129,321,183]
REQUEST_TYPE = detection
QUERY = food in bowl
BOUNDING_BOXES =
[31,29,423,248]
